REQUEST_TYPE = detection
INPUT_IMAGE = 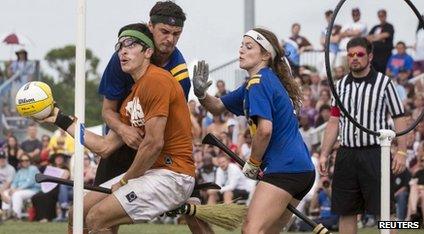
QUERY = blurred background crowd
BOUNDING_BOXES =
[0,7,423,232]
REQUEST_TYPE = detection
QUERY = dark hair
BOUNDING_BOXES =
[252,28,303,111]
[325,10,333,17]
[292,23,300,29]
[6,135,19,157]
[378,9,387,15]
[118,23,153,39]
[117,23,154,51]
[396,41,406,47]
[149,1,186,22]
[346,37,373,54]
[319,104,331,113]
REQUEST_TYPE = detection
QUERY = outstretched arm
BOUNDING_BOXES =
[192,60,227,115]
[40,107,123,158]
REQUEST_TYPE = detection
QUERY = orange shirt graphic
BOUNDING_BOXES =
[119,65,195,177]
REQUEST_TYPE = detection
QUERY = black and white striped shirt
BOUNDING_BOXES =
[331,69,405,147]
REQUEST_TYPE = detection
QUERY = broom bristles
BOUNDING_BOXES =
[193,203,248,231]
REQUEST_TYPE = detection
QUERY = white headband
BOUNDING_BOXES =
[244,30,277,59]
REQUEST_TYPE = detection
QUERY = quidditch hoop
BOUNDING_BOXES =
[324,0,424,137]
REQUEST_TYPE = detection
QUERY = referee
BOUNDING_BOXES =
[319,37,407,234]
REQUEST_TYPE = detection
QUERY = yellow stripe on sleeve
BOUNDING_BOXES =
[170,64,187,75]
[174,71,189,82]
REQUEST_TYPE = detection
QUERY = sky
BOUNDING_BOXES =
[1,0,423,78]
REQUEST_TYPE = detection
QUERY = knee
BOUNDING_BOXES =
[86,206,107,230]
[85,209,99,230]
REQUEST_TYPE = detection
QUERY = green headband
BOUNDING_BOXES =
[118,30,154,49]
[150,15,184,27]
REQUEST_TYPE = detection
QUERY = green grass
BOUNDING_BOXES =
[0,221,422,234]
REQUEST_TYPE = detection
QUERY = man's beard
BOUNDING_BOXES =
[350,60,369,73]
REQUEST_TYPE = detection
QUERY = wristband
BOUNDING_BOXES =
[119,178,127,186]
[397,151,407,156]
[54,110,74,131]
[248,157,262,166]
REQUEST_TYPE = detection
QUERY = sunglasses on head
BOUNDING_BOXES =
[347,51,366,58]
[114,37,144,52]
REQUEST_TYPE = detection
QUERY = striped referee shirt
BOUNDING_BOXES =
[331,69,405,147]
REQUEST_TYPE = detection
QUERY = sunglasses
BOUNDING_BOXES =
[347,51,366,58]
[20,159,30,162]
[114,38,144,52]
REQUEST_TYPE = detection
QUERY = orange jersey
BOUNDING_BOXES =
[119,64,195,177]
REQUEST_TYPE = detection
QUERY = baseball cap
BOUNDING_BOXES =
[0,151,6,159]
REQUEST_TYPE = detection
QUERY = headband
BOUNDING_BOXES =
[118,30,154,49]
[244,30,277,59]
[150,15,184,27]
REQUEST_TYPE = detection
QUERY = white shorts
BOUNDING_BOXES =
[100,168,195,222]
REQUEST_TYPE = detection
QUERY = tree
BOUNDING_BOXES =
[41,45,103,128]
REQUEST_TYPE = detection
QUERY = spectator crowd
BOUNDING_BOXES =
[0,6,423,232]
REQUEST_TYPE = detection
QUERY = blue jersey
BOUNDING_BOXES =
[221,67,314,174]
[98,48,191,101]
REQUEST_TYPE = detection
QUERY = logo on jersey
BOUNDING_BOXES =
[125,191,137,203]
[125,97,145,127]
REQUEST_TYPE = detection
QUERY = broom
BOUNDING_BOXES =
[167,203,247,230]
[35,173,246,230]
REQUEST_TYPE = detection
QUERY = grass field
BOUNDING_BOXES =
[0,221,422,234]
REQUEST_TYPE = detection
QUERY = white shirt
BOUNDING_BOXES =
[340,20,368,50]
[0,163,16,187]
[215,163,249,193]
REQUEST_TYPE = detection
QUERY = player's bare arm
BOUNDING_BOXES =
[121,116,167,182]
[40,106,124,158]
[102,98,144,149]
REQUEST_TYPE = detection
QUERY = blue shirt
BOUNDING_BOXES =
[386,53,414,77]
[284,39,300,66]
[11,165,40,193]
[98,48,191,101]
[318,190,337,219]
[221,67,314,173]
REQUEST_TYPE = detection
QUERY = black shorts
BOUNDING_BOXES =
[93,145,136,186]
[331,146,395,216]
[261,171,315,200]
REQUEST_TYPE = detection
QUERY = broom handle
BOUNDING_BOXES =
[202,133,330,233]
[35,173,112,194]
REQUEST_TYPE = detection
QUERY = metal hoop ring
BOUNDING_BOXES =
[324,0,424,137]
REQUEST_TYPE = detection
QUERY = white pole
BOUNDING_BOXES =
[73,0,86,233]
[378,129,395,234]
